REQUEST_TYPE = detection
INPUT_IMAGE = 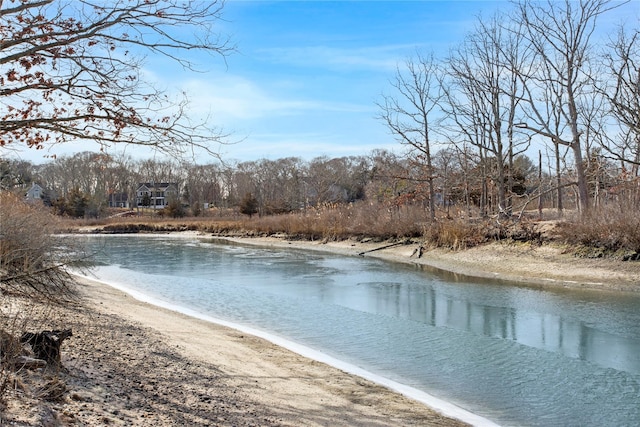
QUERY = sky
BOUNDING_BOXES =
[6,0,638,165]
[164,0,504,163]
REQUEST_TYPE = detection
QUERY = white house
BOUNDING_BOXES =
[136,183,178,208]
[25,183,44,202]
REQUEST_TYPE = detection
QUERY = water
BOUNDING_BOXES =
[78,235,640,426]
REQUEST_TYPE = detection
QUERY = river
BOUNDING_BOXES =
[78,234,640,426]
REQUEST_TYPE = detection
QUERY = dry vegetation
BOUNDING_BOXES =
[0,193,84,414]
[556,205,640,259]
[58,200,640,258]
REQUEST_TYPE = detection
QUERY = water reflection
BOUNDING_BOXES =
[333,281,640,375]
[88,235,640,375]
[81,235,640,426]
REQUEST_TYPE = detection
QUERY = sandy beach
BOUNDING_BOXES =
[3,233,639,426]
[3,273,471,426]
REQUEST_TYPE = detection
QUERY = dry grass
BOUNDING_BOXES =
[421,219,488,250]
[57,199,640,259]
[64,201,489,247]
[557,203,640,256]
[236,203,426,241]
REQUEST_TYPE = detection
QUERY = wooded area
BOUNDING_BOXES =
[2,0,638,222]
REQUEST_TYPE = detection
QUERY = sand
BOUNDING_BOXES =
[3,233,639,426]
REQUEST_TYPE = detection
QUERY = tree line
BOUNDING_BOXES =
[0,146,628,220]
[378,0,639,219]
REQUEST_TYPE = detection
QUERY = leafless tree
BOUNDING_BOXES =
[0,0,232,156]
[183,163,225,211]
[598,25,640,175]
[443,14,531,216]
[512,0,621,213]
[377,52,443,220]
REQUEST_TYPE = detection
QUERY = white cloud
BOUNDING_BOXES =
[179,74,372,123]
[257,45,408,72]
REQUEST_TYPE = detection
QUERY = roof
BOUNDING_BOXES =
[136,183,177,190]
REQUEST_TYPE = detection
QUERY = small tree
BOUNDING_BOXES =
[191,202,202,217]
[239,193,259,218]
[65,188,89,218]
[163,196,185,218]
[141,193,151,208]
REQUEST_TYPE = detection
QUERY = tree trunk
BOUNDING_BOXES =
[555,142,564,217]
[572,142,591,213]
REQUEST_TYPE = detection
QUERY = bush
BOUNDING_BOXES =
[0,192,82,404]
[422,218,487,250]
[239,193,259,218]
[557,204,640,255]
[0,192,79,301]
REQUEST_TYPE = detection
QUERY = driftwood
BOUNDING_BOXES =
[410,245,425,258]
[2,329,48,370]
[20,329,73,366]
[358,239,411,257]
[13,355,48,370]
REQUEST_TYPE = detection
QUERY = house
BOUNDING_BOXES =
[108,192,130,208]
[136,183,178,208]
[25,183,44,202]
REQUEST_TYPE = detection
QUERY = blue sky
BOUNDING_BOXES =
[187,0,503,162]
[9,0,638,164]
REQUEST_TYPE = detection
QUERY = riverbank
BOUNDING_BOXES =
[5,231,638,425]
[2,274,473,426]
[217,235,640,293]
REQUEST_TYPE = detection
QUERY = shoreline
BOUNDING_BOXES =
[74,273,497,427]
[5,271,474,426]
[75,229,640,292]
[7,231,636,425]
[212,234,640,293]
[78,231,640,293]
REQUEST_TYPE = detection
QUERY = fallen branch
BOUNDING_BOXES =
[358,239,411,256]
[14,355,47,370]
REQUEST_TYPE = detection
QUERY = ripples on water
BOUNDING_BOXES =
[81,235,640,426]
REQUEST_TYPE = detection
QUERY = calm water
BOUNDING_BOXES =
[79,235,640,426]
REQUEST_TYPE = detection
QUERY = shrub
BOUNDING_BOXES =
[557,204,640,255]
[0,192,79,301]
[422,218,487,250]
[0,192,82,404]
[239,193,259,218]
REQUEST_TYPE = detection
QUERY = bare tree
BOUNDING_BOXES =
[0,0,232,156]
[513,0,621,213]
[377,52,443,220]
[183,162,225,211]
[599,25,640,175]
[444,14,531,217]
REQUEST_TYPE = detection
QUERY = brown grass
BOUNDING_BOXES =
[62,202,490,247]
[557,204,640,256]
[56,199,640,259]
